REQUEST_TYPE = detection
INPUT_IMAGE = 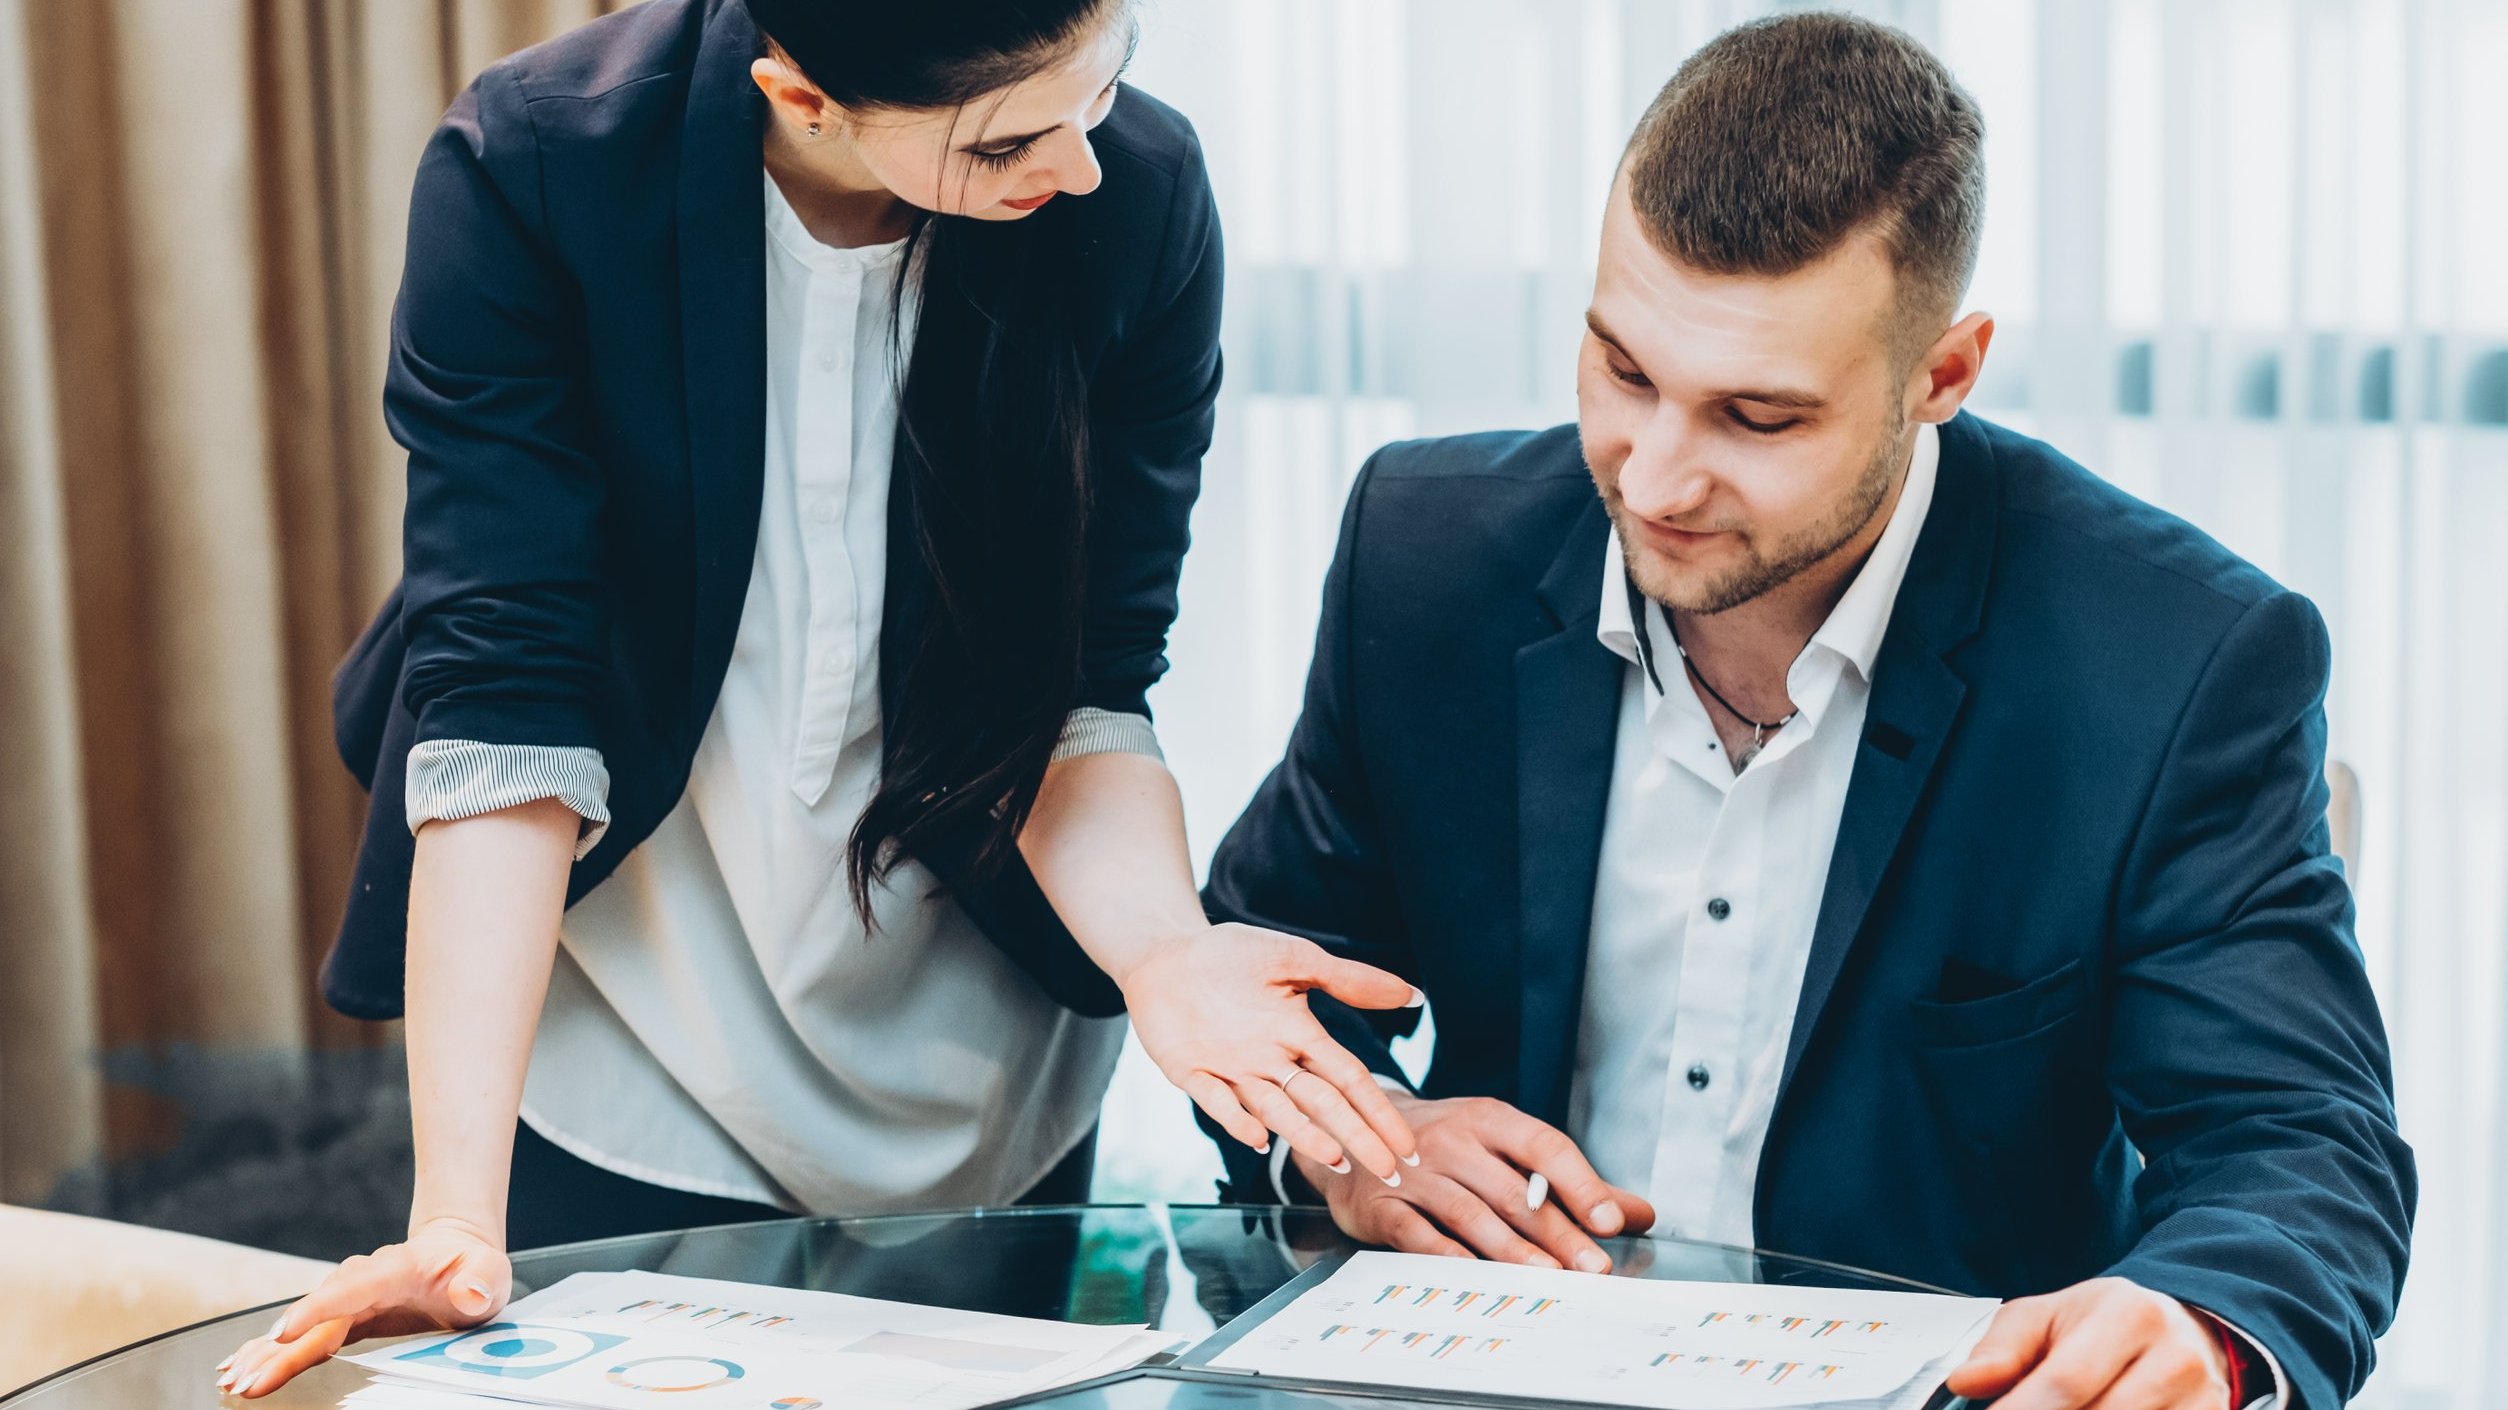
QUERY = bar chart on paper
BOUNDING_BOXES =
[1207,1252,1999,1410]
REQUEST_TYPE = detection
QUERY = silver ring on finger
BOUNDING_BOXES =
[1280,1067,1317,1098]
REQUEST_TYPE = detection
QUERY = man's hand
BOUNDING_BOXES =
[1296,1091,1655,1274]
[1946,1277,2235,1410]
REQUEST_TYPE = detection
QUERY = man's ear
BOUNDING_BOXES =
[1909,310,1995,424]
[749,52,830,129]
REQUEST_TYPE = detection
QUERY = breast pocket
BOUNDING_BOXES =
[1906,956,2087,1050]
[1906,957,2101,1164]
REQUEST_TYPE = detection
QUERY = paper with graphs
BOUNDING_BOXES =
[342,1269,1171,1410]
[1206,1251,1998,1409]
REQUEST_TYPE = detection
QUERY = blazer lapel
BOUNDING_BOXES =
[1774,413,2000,1102]
[1515,498,1625,1127]
[679,0,769,735]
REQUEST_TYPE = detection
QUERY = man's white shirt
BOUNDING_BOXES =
[1572,421,1938,1244]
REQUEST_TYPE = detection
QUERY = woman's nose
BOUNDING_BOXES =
[1050,132,1104,197]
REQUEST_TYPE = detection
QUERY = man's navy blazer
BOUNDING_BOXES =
[1204,413,2412,1410]
[325,0,1221,1021]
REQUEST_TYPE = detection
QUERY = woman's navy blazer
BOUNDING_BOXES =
[325,0,1221,1021]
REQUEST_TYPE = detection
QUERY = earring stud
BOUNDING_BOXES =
[805,121,821,137]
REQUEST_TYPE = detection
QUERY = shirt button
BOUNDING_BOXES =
[1687,1064,1711,1091]
[1706,897,1732,922]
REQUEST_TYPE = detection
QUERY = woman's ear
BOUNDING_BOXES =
[749,52,830,131]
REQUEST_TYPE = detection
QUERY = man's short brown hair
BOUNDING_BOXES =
[1622,11,1985,360]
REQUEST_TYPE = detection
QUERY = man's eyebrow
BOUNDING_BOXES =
[1586,310,1827,409]
[962,24,1138,154]
[1711,385,1828,410]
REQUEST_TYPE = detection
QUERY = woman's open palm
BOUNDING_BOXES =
[1120,924,1424,1185]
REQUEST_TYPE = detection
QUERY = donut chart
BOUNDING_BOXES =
[602,1354,747,1393]
[394,1322,627,1380]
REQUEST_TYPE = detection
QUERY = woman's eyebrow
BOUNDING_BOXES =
[964,122,1063,153]
[961,24,1137,154]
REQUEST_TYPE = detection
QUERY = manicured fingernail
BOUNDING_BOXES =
[1573,1249,1609,1274]
[1405,987,1427,1008]
[1329,1158,1353,1175]
[1402,1152,1420,1167]
[1525,1172,1550,1212]
[1379,1170,1402,1188]
[236,1370,262,1396]
[1255,1139,1271,1154]
[1530,1253,1561,1270]
[454,1277,493,1313]
[218,1369,236,1390]
[217,1355,234,1373]
[1590,1202,1624,1236]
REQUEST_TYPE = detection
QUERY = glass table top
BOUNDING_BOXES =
[3,1204,1952,1409]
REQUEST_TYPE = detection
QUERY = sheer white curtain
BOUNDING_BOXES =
[1099,2,2507,1402]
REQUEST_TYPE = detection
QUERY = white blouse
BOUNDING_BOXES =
[404,172,1141,1215]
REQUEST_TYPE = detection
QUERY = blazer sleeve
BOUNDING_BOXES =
[1198,455,1421,1199]
[386,64,611,751]
[2103,588,2414,1410]
[1071,127,1223,721]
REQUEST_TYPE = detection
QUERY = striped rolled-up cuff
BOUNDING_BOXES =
[406,740,613,861]
[1050,706,1164,763]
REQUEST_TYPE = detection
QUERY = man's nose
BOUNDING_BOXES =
[1616,418,1716,521]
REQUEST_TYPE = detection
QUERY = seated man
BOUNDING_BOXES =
[1200,13,2410,1410]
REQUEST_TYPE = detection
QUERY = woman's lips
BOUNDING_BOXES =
[1002,191,1057,211]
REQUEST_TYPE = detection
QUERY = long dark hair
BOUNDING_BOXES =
[743,0,1119,921]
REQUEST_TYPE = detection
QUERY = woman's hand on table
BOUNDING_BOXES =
[1296,1089,1656,1275]
[218,1216,509,1398]
[1118,923,1425,1185]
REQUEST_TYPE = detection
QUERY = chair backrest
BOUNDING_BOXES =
[2325,759,2363,883]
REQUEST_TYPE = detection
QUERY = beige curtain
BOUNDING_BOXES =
[0,0,630,1212]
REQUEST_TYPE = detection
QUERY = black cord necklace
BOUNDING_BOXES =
[1625,575,1798,768]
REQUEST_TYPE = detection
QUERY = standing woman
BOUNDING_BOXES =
[220,0,1421,1395]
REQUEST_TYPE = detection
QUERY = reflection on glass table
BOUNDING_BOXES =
[1,1204,1954,1409]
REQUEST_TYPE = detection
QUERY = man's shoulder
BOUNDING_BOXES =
[1960,414,2289,625]
[1347,424,1595,561]
[1361,424,1592,489]
[1333,425,1601,621]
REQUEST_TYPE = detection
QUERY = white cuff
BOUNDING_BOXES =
[2182,1304,2287,1410]
[1051,707,1164,763]
[2215,1315,2288,1410]
[406,740,612,861]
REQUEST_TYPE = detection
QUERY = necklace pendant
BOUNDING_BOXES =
[1733,735,1766,771]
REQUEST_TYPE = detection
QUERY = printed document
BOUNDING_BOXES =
[1205,1251,1998,1410]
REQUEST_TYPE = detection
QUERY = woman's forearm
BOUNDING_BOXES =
[404,797,579,1240]
[1019,750,1206,986]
